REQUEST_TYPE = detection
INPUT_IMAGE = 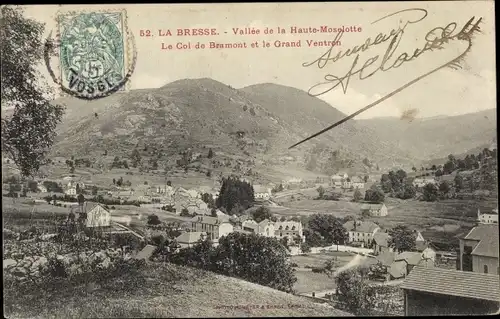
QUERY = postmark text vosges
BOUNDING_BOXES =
[58,11,127,98]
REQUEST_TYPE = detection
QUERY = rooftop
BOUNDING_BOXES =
[343,220,379,233]
[395,252,423,265]
[401,266,500,302]
[373,232,390,247]
[176,231,206,244]
[463,224,499,258]
[191,215,228,225]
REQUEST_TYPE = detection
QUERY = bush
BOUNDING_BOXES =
[312,267,324,273]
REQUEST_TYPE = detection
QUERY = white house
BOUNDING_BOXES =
[413,177,437,188]
[85,203,111,228]
[254,185,271,200]
[37,185,48,193]
[190,215,234,245]
[360,203,388,217]
[343,220,380,246]
[65,187,77,196]
[242,219,276,237]
[478,208,498,224]
[351,176,365,189]
[274,221,305,243]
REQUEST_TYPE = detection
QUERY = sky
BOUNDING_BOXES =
[18,2,497,119]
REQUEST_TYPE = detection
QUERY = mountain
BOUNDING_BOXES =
[358,109,497,165]
[49,79,412,177]
[9,78,493,181]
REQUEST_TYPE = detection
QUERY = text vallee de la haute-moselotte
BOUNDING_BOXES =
[138,25,363,50]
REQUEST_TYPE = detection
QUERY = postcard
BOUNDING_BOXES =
[1,2,498,317]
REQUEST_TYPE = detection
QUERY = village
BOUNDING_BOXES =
[3,164,498,316]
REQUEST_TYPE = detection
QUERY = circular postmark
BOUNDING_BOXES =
[44,10,137,100]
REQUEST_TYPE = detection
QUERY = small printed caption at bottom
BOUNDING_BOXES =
[214,304,307,310]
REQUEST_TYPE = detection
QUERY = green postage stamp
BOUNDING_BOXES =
[56,10,133,98]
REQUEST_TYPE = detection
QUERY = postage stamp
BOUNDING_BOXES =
[52,9,135,99]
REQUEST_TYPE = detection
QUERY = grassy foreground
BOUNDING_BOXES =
[5,262,352,318]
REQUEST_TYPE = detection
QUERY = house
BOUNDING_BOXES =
[342,179,353,189]
[242,219,275,237]
[85,203,111,228]
[360,203,388,217]
[422,247,437,262]
[176,231,207,249]
[414,230,428,251]
[373,231,393,255]
[351,176,365,189]
[37,185,48,193]
[343,220,380,247]
[156,185,174,195]
[459,224,499,274]
[478,208,498,224]
[331,174,343,186]
[412,177,437,188]
[65,187,77,196]
[253,185,271,200]
[274,221,305,243]
[394,251,434,277]
[338,172,349,179]
[190,215,234,244]
[401,266,500,315]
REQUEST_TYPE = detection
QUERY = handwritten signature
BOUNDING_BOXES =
[289,8,482,149]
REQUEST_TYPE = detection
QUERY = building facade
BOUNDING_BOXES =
[459,224,499,274]
[190,215,234,243]
[274,221,305,243]
[343,220,380,246]
[85,203,111,228]
[360,203,388,217]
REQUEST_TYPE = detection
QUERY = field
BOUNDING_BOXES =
[272,193,497,248]
[291,251,355,294]
[5,262,351,318]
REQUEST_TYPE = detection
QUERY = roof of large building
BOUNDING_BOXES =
[401,266,500,302]
[343,220,379,233]
[176,231,206,244]
[373,231,390,247]
[463,224,499,258]
[376,251,396,266]
[253,185,270,193]
[395,252,423,265]
[190,215,229,225]
[275,221,302,231]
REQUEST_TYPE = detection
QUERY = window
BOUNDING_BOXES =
[484,265,488,273]
[280,232,282,237]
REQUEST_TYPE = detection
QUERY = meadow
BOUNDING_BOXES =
[291,251,354,294]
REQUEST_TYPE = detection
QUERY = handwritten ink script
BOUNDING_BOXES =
[289,8,482,149]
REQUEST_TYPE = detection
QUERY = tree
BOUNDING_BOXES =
[388,225,416,252]
[91,186,98,195]
[216,233,297,292]
[363,175,369,183]
[335,267,377,315]
[251,206,272,223]
[316,185,325,199]
[300,242,311,253]
[412,166,417,172]
[353,188,363,202]
[1,6,64,178]
[438,181,450,197]
[422,183,439,202]
[147,214,162,226]
[364,185,385,203]
[453,174,464,192]
[307,214,347,247]
[130,148,141,168]
[27,180,38,192]
[116,177,123,187]
[216,176,254,213]
[208,148,214,158]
